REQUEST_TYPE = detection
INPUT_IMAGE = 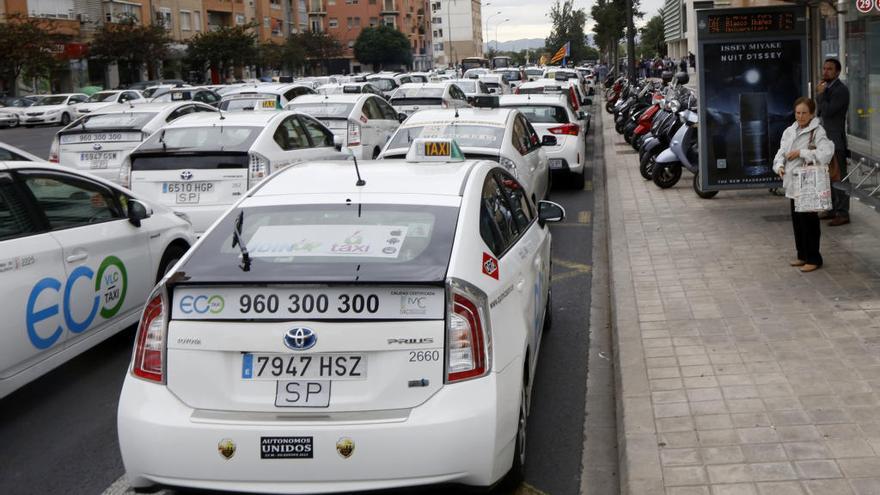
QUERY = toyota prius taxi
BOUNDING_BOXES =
[117,138,566,493]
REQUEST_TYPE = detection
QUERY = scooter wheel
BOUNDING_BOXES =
[693,171,719,199]
[624,132,633,144]
[652,161,682,188]
[606,102,616,114]
[615,121,626,134]
[640,150,659,180]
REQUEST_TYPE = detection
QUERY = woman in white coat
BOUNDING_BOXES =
[772,97,835,273]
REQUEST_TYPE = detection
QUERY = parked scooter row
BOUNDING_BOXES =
[605,71,718,199]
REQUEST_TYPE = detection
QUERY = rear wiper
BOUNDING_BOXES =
[231,211,251,271]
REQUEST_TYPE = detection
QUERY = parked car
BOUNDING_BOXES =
[218,84,317,111]
[388,83,470,117]
[150,88,222,107]
[21,94,89,127]
[74,90,146,116]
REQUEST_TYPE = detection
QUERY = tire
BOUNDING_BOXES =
[693,171,719,199]
[497,379,528,491]
[605,101,615,114]
[8,116,19,128]
[615,119,626,134]
[652,161,682,188]
[639,149,659,180]
[623,131,633,144]
[156,244,188,283]
[60,113,70,126]
[543,286,553,332]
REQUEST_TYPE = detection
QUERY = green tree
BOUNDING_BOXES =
[590,0,641,69]
[353,25,412,71]
[89,18,171,82]
[638,14,666,58]
[0,15,67,96]
[185,24,258,81]
[545,0,589,64]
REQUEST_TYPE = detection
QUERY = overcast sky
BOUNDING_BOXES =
[488,0,666,43]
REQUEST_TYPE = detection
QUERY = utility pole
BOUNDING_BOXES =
[625,0,636,83]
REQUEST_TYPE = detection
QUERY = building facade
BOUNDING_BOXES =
[429,0,481,68]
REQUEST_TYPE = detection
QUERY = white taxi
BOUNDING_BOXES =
[22,93,89,127]
[117,138,565,493]
[379,102,551,201]
[0,160,195,399]
[287,94,404,160]
[52,102,218,185]
[74,90,145,116]
[500,94,588,188]
[218,84,316,112]
[388,82,470,117]
[123,111,347,235]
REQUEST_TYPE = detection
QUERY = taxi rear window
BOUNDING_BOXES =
[177,203,458,283]
[76,112,156,130]
[507,105,569,124]
[288,103,355,119]
[137,126,261,152]
[388,125,505,150]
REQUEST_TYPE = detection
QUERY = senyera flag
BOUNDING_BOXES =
[549,41,570,64]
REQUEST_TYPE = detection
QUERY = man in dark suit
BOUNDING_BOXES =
[816,58,850,226]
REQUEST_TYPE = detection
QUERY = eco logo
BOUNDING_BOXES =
[26,256,128,349]
[178,294,225,314]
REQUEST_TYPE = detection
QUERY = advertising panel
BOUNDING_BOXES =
[697,7,808,190]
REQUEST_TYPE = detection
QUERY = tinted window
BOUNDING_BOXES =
[298,116,333,147]
[34,96,68,106]
[452,81,476,93]
[523,117,541,151]
[0,177,36,240]
[22,173,121,230]
[387,125,506,150]
[76,112,156,129]
[507,105,569,124]
[87,92,118,103]
[362,97,382,119]
[177,203,458,283]
[496,171,534,231]
[376,98,398,120]
[288,103,355,119]
[511,115,529,155]
[480,174,518,256]
[0,147,27,161]
[273,117,310,150]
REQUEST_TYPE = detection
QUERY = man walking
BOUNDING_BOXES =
[816,58,850,226]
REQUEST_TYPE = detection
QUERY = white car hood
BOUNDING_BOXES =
[76,102,117,111]
[28,104,67,113]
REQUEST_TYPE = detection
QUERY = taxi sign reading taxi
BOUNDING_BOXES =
[405,138,465,162]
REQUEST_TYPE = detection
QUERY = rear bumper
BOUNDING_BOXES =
[117,362,521,493]
[544,138,584,174]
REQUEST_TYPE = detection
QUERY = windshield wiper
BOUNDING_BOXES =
[231,211,251,271]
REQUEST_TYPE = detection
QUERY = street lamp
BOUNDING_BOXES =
[484,8,501,56]
[494,18,509,52]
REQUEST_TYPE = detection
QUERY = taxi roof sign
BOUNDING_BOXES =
[405,138,465,163]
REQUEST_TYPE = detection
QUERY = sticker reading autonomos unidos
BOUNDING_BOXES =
[246,225,409,259]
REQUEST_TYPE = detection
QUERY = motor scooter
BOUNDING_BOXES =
[651,104,718,198]
[638,98,684,179]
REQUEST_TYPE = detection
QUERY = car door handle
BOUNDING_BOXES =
[66,252,88,263]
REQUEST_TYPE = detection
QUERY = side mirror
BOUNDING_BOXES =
[397,112,408,123]
[127,199,150,227]
[541,135,557,146]
[537,200,566,227]
[333,134,343,151]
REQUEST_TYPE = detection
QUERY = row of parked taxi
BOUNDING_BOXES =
[1,64,596,494]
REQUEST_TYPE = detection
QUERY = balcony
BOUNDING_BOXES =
[308,1,326,14]
[381,0,399,14]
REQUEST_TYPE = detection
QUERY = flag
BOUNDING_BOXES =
[549,41,570,64]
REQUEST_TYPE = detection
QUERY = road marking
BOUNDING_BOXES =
[517,482,552,495]
[551,257,592,283]
[583,180,593,191]
[577,210,591,224]
[103,475,170,495]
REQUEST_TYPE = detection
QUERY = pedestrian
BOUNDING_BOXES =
[679,57,687,72]
[688,52,695,72]
[816,58,850,226]
[772,96,835,273]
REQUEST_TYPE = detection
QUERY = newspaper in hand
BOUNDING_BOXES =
[794,163,832,213]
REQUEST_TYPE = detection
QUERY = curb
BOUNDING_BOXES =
[602,110,665,494]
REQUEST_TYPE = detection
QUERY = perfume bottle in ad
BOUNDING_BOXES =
[739,92,770,176]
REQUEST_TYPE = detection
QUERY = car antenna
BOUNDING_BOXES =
[231,211,251,271]
[348,148,366,186]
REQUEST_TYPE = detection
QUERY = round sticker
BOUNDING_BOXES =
[856,0,872,14]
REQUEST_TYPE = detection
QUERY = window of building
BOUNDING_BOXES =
[271,18,282,35]
[328,0,336,5]
[348,40,355,48]
[434,42,444,52]
[193,11,202,31]
[310,18,322,32]
[180,10,192,31]
[28,0,74,19]
[383,16,394,28]
[236,14,246,25]
[329,18,338,28]
[432,17,441,24]
[159,8,172,30]
[264,16,270,28]
[369,0,376,4]
[354,16,361,27]
[369,17,378,27]
[844,13,880,160]
[271,0,282,8]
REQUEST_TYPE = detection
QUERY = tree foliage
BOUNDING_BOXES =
[590,0,642,62]
[639,14,666,58]
[545,0,588,64]
[298,31,343,74]
[90,18,171,80]
[353,25,412,71]
[185,24,258,77]
[0,15,67,95]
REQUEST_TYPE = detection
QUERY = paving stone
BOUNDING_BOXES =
[711,483,758,495]
[783,442,831,460]
[737,427,781,444]
[749,462,799,481]
[664,465,709,486]
[667,487,711,495]
[754,481,805,495]
[801,479,855,495]
[838,457,880,478]
[849,478,880,495]
[792,460,842,479]
[824,439,875,458]
[701,446,746,465]
[707,464,753,484]
[661,448,703,466]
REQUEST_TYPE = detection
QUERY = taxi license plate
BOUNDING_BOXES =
[242,353,366,381]
[275,381,331,407]
[80,151,117,164]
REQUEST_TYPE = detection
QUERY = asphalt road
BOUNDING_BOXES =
[0,119,596,495]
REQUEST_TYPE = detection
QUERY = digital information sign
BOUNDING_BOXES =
[697,6,808,190]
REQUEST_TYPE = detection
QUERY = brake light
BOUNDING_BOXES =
[118,157,131,188]
[445,278,492,383]
[548,123,580,136]
[347,121,361,146]
[248,152,270,188]
[48,137,59,163]
[515,87,520,95]
[132,291,167,383]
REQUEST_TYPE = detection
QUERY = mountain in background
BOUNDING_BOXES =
[484,38,546,52]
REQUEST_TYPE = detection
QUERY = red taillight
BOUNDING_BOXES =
[548,123,580,136]
[515,87,520,94]
[132,292,167,383]
[446,281,491,383]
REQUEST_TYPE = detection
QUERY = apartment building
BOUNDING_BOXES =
[429,0,481,68]
[309,0,432,72]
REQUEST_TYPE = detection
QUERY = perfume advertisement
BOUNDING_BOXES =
[697,7,807,190]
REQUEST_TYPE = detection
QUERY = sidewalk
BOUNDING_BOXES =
[603,109,880,495]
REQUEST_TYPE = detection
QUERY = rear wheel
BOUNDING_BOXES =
[693,171,719,199]
[60,113,70,126]
[652,161,682,189]
[497,379,528,491]
[640,149,659,180]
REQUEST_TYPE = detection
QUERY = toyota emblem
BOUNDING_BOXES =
[284,327,317,350]
[180,170,193,181]
[92,143,102,151]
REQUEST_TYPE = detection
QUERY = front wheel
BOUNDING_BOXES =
[652,161,682,188]
[60,113,70,126]
[156,244,188,282]
[640,149,659,180]
[693,171,719,199]
[605,100,616,114]
[8,116,19,128]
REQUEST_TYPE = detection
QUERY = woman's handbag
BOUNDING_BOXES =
[828,155,841,182]
[795,129,833,212]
